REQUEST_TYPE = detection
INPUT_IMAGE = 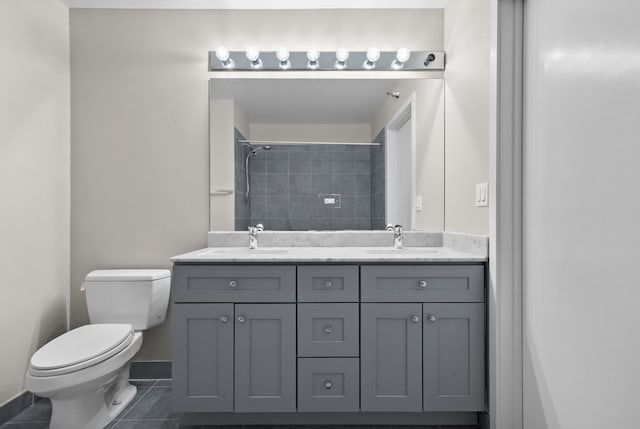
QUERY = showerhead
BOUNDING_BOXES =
[386,91,400,99]
[250,145,271,156]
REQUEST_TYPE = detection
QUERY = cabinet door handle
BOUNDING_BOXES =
[427,314,437,323]
[220,316,229,324]
[324,380,333,389]
[323,325,334,334]
[411,315,420,323]
[237,316,246,323]
[324,280,333,288]
[229,280,238,288]
[418,280,428,288]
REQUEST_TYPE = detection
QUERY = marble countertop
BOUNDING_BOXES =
[171,246,486,263]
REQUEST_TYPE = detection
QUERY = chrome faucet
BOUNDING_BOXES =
[386,224,404,249]
[248,224,264,249]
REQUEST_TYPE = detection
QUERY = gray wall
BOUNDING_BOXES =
[70,8,444,360]
[0,0,70,405]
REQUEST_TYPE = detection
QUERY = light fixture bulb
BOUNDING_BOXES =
[335,48,349,69]
[245,47,260,62]
[307,50,320,62]
[215,46,230,62]
[396,48,411,63]
[276,48,291,69]
[336,48,349,62]
[215,45,235,69]
[276,48,289,62]
[366,47,381,63]
[363,47,380,70]
[245,47,262,69]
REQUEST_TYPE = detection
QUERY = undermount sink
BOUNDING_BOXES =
[197,248,289,256]
[365,248,443,255]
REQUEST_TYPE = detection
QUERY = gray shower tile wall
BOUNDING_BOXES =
[370,129,386,229]
[239,142,379,231]
[234,129,250,231]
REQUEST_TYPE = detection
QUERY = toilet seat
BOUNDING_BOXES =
[29,324,134,377]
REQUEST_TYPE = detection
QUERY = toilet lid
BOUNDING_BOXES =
[30,324,134,376]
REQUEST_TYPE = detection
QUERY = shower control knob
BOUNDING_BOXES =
[323,325,334,334]
[237,316,246,324]
[324,280,332,288]
[428,314,437,323]
[220,316,229,324]
[411,315,420,323]
[324,381,333,390]
[229,280,237,288]
[419,280,428,288]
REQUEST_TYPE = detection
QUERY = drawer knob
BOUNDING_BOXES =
[418,280,428,288]
[220,316,229,324]
[323,325,334,334]
[229,280,238,288]
[237,316,246,323]
[428,314,437,323]
[324,280,333,288]
[324,380,333,389]
[411,315,420,323]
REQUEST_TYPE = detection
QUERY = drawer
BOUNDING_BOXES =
[297,358,359,412]
[297,265,359,302]
[298,304,359,357]
[361,265,484,302]
[172,265,295,303]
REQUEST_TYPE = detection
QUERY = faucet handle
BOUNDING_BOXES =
[248,226,257,235]
[394,224,403,234]
[255,223,264,232]
[385,224,394,231]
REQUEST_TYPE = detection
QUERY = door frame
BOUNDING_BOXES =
[384,92,417,229]
[490,0,524,428]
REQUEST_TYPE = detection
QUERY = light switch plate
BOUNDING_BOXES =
[476,183,489,207]
[415,196,423,211]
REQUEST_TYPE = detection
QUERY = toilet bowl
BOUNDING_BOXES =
[25,269,170,429]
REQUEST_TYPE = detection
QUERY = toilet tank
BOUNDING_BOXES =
[82,269,171,330]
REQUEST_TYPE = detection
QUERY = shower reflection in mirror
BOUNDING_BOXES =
[234,132,385,231]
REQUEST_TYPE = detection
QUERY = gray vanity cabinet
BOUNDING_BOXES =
[360,303,423,412]
[172,303,234,412]
[234,304,296,412]
[172,262,486,422]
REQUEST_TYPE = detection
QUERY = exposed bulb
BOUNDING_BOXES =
[215,45,235,69]
[307,50,320,62]
[307,50,320,70]
[363,47,380,70]
[245,47,262,69]
[335,47,349,70]
[396,48,411,63]
[276,48,291,69]
[276,48,289,62]
[215,45,230,61]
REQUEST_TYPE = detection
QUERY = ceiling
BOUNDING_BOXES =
[211,79,398,124]
[63,0,447,9]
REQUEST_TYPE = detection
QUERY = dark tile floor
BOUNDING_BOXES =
[0,379,479,429]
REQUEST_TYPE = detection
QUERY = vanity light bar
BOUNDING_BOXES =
[208,50,445,71]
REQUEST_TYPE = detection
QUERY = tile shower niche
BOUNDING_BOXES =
[235,130,385,231]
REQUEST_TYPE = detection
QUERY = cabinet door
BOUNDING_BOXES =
[360,303,423,411]
[172,303,234,412]
[423,303,485,411]
[234,304,296,412]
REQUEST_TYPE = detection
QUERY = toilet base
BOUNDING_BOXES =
[48,365,137,429]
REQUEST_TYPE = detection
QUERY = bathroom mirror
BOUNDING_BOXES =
[209,77,444,231]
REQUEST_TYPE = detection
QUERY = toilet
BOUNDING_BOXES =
[25,269,171,429]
